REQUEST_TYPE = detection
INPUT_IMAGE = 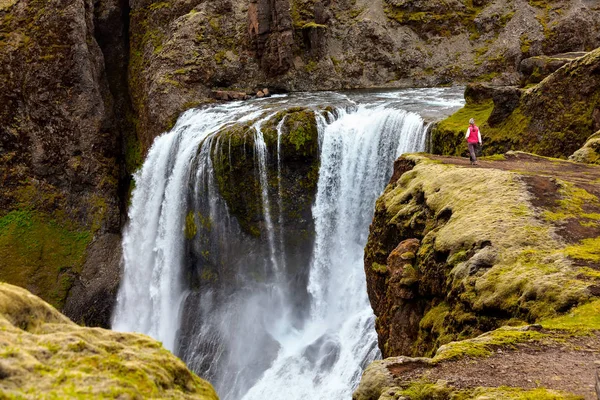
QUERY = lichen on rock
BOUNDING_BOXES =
[570,131,600,165]
[0,282,218,399]
[365,152,600,357]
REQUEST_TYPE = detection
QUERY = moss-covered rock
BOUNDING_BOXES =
[0,0,123,322]
[360,152,600,400]
[0,282,218,399]
[365,152,600,358]
[569,131,600,165]
[431,48,600,159]
[518,52,587,86]
[210,107,320,237]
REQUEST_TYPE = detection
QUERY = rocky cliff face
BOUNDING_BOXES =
[359,152,600,399]
[0,0,126,325]
[128,0,600,147]
[0,282,218,399]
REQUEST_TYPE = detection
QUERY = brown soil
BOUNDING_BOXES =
[392,334,600,399]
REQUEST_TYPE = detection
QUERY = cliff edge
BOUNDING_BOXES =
[359,152,600,399]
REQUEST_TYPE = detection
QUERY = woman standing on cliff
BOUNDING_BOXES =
[466,118,482,165]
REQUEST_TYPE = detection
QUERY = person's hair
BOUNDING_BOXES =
[469,118,475,125]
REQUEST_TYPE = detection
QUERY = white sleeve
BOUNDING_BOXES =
[465,128,470,139]
[478,131,482,143]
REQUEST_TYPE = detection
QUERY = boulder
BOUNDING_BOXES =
[0,283,218,399]
[570,131,600,165]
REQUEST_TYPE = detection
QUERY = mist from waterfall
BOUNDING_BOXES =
[112,89,464,400]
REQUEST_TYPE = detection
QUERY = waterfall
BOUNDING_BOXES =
[112,89,464,399]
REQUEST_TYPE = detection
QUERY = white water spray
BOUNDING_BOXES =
[112,89,464,399]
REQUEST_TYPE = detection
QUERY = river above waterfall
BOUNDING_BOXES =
[112,87,465,400]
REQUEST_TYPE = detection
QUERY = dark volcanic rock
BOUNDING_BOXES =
[519,52,587,85]
[63,234,123,327]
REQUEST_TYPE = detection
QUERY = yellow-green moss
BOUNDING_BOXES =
[0,211,91,310]
[375,154,595,358]
[541,299,600,332]
[433,326,546,362]
[185,211,197,239]
[0,283,219,399]
[372,262,388,274]
[399,380,581,400]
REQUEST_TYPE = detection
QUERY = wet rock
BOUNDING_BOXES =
[63,234,123,328]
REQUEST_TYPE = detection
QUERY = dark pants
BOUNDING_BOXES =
[468,143,478,163]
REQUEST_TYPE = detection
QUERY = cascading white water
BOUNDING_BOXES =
[112,89,464,399]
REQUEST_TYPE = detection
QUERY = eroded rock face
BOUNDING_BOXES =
[0,282,218,399]
[519,52,587,85]
[0,0,123,322]
[128,0,600,149]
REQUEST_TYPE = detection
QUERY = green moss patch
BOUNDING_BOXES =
[398,381,581,400]
[0,211,91,310]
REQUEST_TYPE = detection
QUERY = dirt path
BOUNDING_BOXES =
[394,334,600,399]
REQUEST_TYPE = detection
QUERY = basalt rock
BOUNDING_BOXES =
[365,152,600,359]
[0,0,123,323]
[519,52,587,85]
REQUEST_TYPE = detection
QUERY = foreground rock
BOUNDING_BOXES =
[0,282,218,399]
[432,47,600,159]
[360,152,600,399]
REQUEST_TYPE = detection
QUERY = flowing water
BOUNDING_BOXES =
[112,88,464,399]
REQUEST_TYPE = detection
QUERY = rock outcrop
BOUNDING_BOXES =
[432,47,600,159]
[360,152,600,399]
[0,282,218,399]
[571,131,600,165]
